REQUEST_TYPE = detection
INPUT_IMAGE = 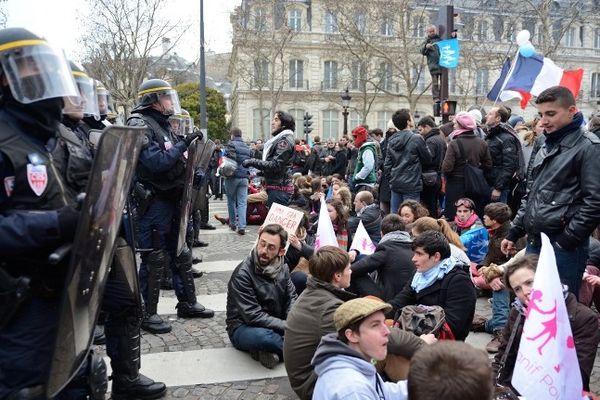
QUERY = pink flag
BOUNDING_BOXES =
[511,233,584,399]
[349,220,377,255]
[314,197,338,251]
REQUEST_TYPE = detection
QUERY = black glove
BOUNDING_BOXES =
[242,159,256,168]
[57,206,80,241]
[182,132,203,147]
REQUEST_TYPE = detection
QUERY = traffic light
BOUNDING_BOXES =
[303,112,313,136]
[441,100,457,116]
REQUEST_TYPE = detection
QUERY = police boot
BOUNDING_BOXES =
[106,313,167,400]
[141,249,172,334]
[174,247,214,319]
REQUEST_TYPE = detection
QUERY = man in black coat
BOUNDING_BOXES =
[420,25,442,102]
[348,191,382,244]
[417,116,446,217]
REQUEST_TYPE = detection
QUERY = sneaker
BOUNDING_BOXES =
[237,229,246,236]
[229,224,236,231]
[258,351,279,369]
[486,330,504,353]
[470,315,488,332]
[199,223,216,230]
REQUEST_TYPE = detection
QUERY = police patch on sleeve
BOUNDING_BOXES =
[4,176,14,197]
[27,164,48,196]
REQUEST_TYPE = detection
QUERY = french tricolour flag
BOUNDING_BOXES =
[487,54,583,109]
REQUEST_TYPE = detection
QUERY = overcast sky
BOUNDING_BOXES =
[3,0,239,62]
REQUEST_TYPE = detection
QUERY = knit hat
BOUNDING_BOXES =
[451,112,477,137]
[468,109,482,124]
[334,297,392,332]
[352,126,369,147]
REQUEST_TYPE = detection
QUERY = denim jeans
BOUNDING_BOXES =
[526,238,589,298]
[491,188,509,204]
[266,189,291,208]
[224,177,249,230]
[230,324,284,359]
[485,288,510,333]
[390,191,420,215]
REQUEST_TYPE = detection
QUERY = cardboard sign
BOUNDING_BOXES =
[262,202,305,252]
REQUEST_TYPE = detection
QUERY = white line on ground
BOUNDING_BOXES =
[158,293,227,314]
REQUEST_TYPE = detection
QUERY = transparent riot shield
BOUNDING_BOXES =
[45,126,145,398]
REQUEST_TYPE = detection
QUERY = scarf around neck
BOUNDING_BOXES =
[262,129,294,161]
[252,248,285,279]
[411,256,457,293]
[454,213,478,230]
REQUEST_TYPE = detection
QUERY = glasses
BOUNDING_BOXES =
[454,198,475,209]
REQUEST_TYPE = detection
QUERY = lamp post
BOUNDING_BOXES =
[341,87,352,135]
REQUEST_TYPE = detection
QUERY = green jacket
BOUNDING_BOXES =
[353,142,377,186]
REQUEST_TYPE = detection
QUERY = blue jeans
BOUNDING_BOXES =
[224,177,248,230]
[485,288,510,333]
[266,189,291,208]
[390,191,420,215]
[491,188,509,204]
[230,324,284,359]
[526,238,589,298]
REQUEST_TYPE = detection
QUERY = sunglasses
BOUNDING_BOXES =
[454,198,475,209]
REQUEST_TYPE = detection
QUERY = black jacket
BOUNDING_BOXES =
[226,254,297,337]
[245,130,294,187]
[388,265,476,341]
[384,130,432,193]
[507,119,600,250]
[420,35,441,75]
[378,134,392,203]
[348,203,382,244]
[351,231,415,301]
[422,127,447,173]
[485,124,521,191]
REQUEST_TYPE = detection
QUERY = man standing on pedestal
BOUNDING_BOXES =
[420,25,442,102]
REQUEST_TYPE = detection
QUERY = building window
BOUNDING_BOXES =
[449,69,463,95]
[592,73,600,98]
[254,59,269,87]
[413,17,425,38]
[289,109,305,137]
[323,61,338,89]
[355,11,367,34]
[505,23,515,42]
[325,11,338,33]
[381,18,394,36]
[476,69,489,96]
[412,67,425,92]
[477,20,489,41]
[322,110,339,140]
[378,62,393,91]
[595,28,600,49]
[288,9,302,32]
[377,111,393,131]
[350,111,361,130]
[564,27,575,47]
[253,109,270,140]
[289,59,304,88]
[351,61,366,90]
[254,7,266,31]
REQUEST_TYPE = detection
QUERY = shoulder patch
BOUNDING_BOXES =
[127,116,147,128]
[4,176,14,197]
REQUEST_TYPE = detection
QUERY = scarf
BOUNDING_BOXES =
[252,248,285,279]
[379,230,412,245]
[543,111,584,152]
[454,213,478,230]
[411,256,457,293]
[262,129,294,161]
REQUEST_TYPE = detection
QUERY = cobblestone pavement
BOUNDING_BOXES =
[101,199,600,399]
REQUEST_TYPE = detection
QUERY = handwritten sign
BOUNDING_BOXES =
[262,202,305,252]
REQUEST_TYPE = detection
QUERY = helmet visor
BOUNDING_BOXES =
[64,72,99,118]
[168,114,193,136]
[157,89,181,116]
[96,88,115,117]
[0,42,79,104]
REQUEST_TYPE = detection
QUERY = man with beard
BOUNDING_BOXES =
[420,25,442,102]
[226,224,297,368]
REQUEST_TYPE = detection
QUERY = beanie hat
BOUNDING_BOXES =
[451,112,476,137]
[334,297,392,332]
[352,126,369,147]
[468,109,482,124]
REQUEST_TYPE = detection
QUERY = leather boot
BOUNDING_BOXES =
[106,313,167,400]
[141,249,171,334]
[174,247,215,319]
[160,264,173,290]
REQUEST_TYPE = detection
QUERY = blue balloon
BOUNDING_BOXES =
[519,43,536,58]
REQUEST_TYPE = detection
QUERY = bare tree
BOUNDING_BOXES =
[0,0,8,29]
[79,0,189,115]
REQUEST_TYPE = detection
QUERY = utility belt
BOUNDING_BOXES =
[133,181,154,216]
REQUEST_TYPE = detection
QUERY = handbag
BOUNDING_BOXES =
[396,304,446,336]
[218,156,238,177]
[421,171,438,187]
[456,139,490,197]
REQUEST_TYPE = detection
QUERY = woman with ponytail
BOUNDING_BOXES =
[411,217,470,265]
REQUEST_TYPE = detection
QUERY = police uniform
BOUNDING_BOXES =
[127,79,214,335]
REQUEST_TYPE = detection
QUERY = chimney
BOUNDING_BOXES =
[162,37,171,55]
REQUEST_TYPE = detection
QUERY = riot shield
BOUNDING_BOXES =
[46,126,145,398]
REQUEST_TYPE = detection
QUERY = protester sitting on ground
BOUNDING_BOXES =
[285,208,314,295]
[226,224,297,369]
[471,202,523,353]
[580,236,600,311]
[348,190,382,244]
[333,186,352,212]
[411,217,470,266]
[214,180,268,227]
[388,231,476,341]
[451,197,489,263]
[493,254,600,393]
[398,199,429,225]
[408,341,494,400]
[325,198,349,250]
[349,214,415,301]
[311,298,410,400]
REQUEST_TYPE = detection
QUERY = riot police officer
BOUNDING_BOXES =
[0,27,105,399]
[128,79,214,334]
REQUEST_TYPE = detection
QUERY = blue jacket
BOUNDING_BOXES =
[224,136,251,179]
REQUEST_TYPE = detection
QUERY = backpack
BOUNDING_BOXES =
[456,139,490,197]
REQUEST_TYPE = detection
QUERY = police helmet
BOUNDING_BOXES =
[133,78,181,115]
[0,27,78,104]
[95,79,116,118]
[63,61,99,119]
[169,108,194,136]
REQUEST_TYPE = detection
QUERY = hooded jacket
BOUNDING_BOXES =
[348,203,382,244]
[311,333,408,400]
[384,129,432,193]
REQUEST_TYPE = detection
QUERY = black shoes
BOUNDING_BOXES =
[111,373,167,400]
[192,239,209,247]
[250,351,279,369]
[199,223,216,230]
[141,314,172,334]
[192,257,203,265]
[176,302,215,318]
[237,229,246,236]
[191,267,203,278]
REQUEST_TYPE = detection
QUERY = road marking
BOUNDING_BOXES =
[158,293,227,314]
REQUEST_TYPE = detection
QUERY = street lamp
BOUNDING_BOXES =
[341,87,352,135]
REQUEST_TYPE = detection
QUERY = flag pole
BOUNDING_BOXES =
[491,47,521,107]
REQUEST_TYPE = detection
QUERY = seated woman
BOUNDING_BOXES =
[411,217,470,266]
[333,186,352,213]
[214,180,268,226]
[285,208,314,295]
[451,197,488,264]
[398,199,429,225]
[494,254,600,394]
[388,231,476,341]
[326,199,349,250]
